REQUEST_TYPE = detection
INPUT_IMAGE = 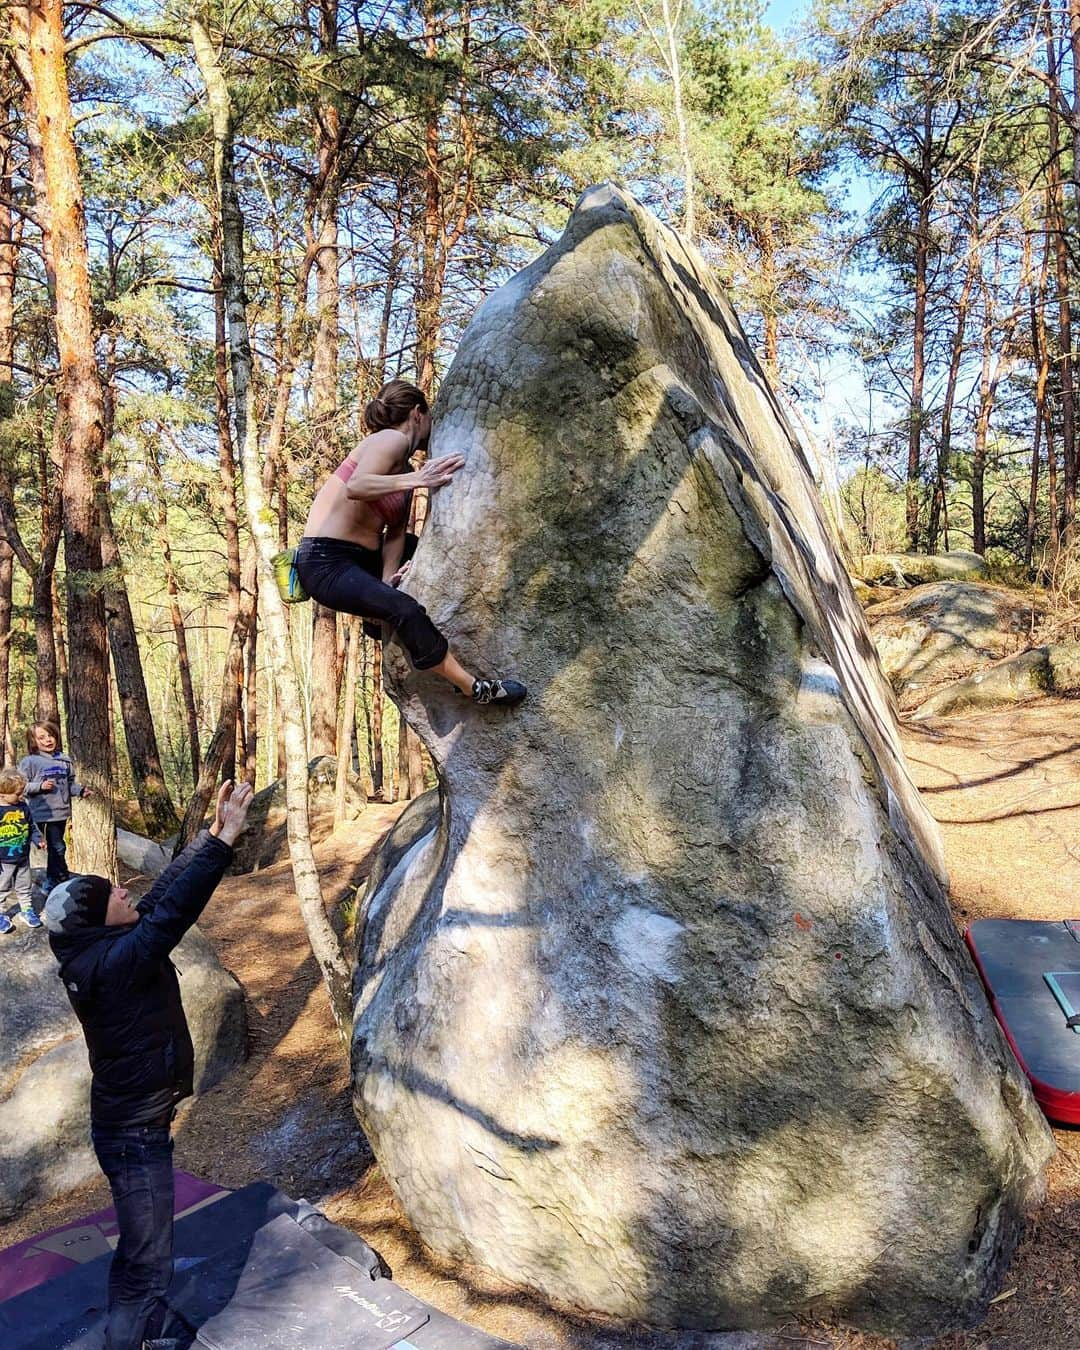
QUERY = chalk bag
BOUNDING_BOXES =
[271,547,309,604]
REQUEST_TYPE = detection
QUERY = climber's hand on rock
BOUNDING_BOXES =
[388,561,412,588]
[216,780,254,847]
[416,455,464,489]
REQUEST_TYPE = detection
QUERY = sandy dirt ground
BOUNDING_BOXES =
[4,703,1080,1349]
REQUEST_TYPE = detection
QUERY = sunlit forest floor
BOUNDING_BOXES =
[2,706,1080,1347]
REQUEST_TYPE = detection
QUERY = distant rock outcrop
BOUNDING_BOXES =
[913,641,1080,719]
[854,550,988,587]
[351,184,1052,1337]
[865,581,1036,710]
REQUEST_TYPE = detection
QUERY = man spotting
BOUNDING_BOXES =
[44,781,254,1350]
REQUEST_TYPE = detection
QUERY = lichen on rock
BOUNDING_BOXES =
[351,184,1052,1337]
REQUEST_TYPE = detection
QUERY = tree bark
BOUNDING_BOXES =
[927,224,979,554]
[212,240,242,782]
[0,540,13,760]
[370,638,384,798]
[99,436,179,836]
[22,0,116,876]
[177,543,258,846]
[906,103,933,552]
[0,103,14,759]
[1046,11,1077,540]
[146,445,202,789]
[193,18,350,1033]
[308,0,343,758]
[334,617,359,822]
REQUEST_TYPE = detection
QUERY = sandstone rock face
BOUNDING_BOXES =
[230,754,365,872]
[351,185,1052,1336]
[911,640,1080,719]
[865,582,1035,710]
[0,925,245,1220]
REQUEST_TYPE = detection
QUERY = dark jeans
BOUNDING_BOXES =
[43,819,70,887]
[296,535,449,670]
[92,1122,175,1350]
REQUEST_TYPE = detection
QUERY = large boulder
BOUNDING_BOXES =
[0,927,245,1221]
[865,581,1035,710]
[351,184,1052,1336]
[229,754,365,872]
[854,550,987,587]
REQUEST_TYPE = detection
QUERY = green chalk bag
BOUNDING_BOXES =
[272,547,309,604]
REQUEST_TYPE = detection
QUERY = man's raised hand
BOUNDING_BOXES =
[210,780,233,836]
[215,780,254,848]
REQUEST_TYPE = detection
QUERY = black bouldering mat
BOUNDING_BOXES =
[967,917,1080,1124]
[0,1182,518,1350]
[170,1214,429,1348]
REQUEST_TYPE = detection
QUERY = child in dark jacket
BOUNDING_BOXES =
[0,767,42,933]
[45,779,254,1350]
[19,719,90,892]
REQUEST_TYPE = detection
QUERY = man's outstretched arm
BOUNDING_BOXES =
[105,783,254,977]
[137,781,240,916]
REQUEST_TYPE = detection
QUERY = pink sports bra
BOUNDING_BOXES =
[333,456,409,527]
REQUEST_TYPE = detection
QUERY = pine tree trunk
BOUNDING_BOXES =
[193,18,349,1032]
[22,0,116,876]
[0,540,13,760]
[32,420,62,724]
[370,638,384,798]
[245,602,258,781]
[906,108,933,553]
[99,472,179,837]
[928,226,979,553]
[334,617,359,822]
[0,103,13,758]
[309,0,343,757]
[1046,12,1077,540]
[177,543,258,846]
[146,447,202,789]
[213,241,242,782]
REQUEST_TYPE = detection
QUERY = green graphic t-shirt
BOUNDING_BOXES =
[0,802,33,863]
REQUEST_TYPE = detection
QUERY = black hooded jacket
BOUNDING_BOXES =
[49,830,234,1128]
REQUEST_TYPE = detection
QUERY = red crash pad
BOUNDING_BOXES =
[966,918,1080,1126]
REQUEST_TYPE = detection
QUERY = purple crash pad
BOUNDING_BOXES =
[0,1170,228,1302]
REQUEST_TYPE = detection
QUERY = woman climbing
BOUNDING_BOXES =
[296,379,526,706]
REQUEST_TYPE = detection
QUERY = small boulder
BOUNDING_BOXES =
[911,640,1080,719]
[1048,642,1080,695]
[117,828,171,877]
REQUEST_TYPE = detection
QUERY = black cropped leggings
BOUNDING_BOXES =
[295,536,449,671]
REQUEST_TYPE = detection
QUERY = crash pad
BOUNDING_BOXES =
[0,1170,227,1302]
[966,918,1080,1124]
[0,1182,517,1350]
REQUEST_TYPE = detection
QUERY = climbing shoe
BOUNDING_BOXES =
[0,913,13,935]
[471,678,527,706]
[17,906,43,930]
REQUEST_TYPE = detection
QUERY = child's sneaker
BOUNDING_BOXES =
[17,906,43,930]
[0,913,14,935]
[470,678,527,707]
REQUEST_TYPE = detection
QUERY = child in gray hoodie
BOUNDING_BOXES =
[19,720,90,892]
